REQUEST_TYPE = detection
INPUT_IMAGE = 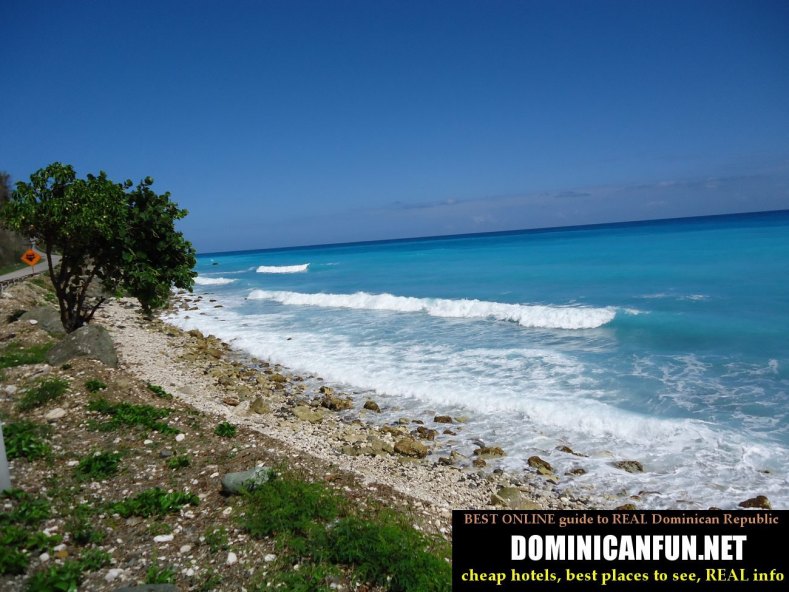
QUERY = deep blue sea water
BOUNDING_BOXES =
[169,211,789,509]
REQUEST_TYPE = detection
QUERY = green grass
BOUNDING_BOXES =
[241,473,451,591]
[0,490,52,526]
[16,378,69,412]
[74,450,122,481]
[166,454,191,469]
[26,561,83,592]
[86,397,178,434]
[84,379,107,393]
[147,382,173,400]
[66,504,105,546]
[214,420,237,438]
[109,487,199,518]
[2,420,51,460]
[0,341,53,369]
[203,526,229,553]
[145,563,176,584]
[0,491,59,577]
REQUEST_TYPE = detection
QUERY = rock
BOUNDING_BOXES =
[473,446,505,458]
[104,568,123,582]
[412,426,437,441]
[292,405,326,423]
[226,551,238,565]
[264,553,276,562]
[738,495,771,509]
[528,456,554,476]
[175,434,185,442]
[222,394,241,406]
[615,504,638,510]
[556,445,587,457]
[270,373,287,383]
[320,393,353,411]
[437,456,454,466]
[159,449,174,458]
[44,407,66,422]
[566,467,587,476]
[368,438,393,456]
[188,329,205,339]
[46,324,118,368]
[363,400,381,412]
[612,460,644,473]
[393,437,429,458]
[221,466,273,495]
[490,487,541,509]
[249,397,271,414]
[380,426,406,437]
[472,458,487,468]
[442,429,456,435]
[153,534,173,543]
[434,415,453,424]
[318,385,334,396]
[20,307,65,336]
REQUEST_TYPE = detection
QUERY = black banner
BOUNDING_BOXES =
[453,510,786,590]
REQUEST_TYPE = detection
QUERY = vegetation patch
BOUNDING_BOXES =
[2,420,51,460]
[109,487,199,518]
[0,491,61,577]
[214,420,237,438]
[87,396,178,434]
[0,341,53,370]
[74,450,123,481]
[166,454,191,470]
[84,378,107,393]
[26,560,83,592]
[146,562,176,584]
[66,504,105,546]
[147,382,173,399]
[203,526,229,554]
[16,377,69,412]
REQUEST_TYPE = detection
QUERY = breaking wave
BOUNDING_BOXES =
[246,289,616,329]
[194,276,237,286]
[256,263,310,274]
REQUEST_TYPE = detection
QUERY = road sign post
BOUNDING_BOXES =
[21,249,42,267]
[0,421,11,492]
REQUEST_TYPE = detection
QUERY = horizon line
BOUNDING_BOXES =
[197,208,789,258]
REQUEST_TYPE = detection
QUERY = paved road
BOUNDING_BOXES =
[0,250,60,283]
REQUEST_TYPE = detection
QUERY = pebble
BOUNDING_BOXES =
[264,553,276,562]
[154,534,174,543]
[226,551,238,565]
[175,433,186,442]
[45,407,67,421]
[179,544,192,554]
[104,568,123,582]
[143,439,154,445]
[66,460,79,467]
[28,319,38,325]
[39,552,50,562]
[4,385,17,395]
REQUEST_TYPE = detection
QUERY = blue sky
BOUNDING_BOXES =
[2,0,788,253]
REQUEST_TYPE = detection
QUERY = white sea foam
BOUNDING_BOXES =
[194,276,237,285]
[256,263,310,273]
[246,289,616,329]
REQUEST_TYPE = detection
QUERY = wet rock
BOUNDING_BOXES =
[381,426,407,437]
[320,393,353,411]
[443,429,456,435]
[394,437,428,459]
[249,397,271,414]
[363,400,381,412]
[490,486,541,510]
[221,466,273,495]
[556,445,587,457]
[738,495,771,509]
[412,426,437,441]
[615,504,638,510]
[292,405,326,423]
[46,324,118,368]
[473,446,505,458]
[472,458,487,468]
[612,460,644,473]
[528,456,554,476]
[434,415,453,424]
[270,373,287,383]
[20,307,65,336]
[566,467,587,476]
[318,385,335,396]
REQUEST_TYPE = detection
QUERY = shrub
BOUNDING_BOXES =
[3,420,51,460]
[84,379,107,393]
[147,383,173,399]
[166,454,191,469]
[75,450,122,481]
[214,421,237,438]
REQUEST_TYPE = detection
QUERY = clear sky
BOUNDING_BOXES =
[2,0,788,253]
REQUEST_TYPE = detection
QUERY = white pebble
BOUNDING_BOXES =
[153,534,174,543]
[4,385,18,394]
[264,553,276,562]
[66,460,79,467]
[226,551,238,565]
[185,567,195,577]
[28,319,39,325]
[175,433,186,442]
[53,543,66,552]
[104,568,123,582]
[179,544,192,554]
[39,552,50,562]
[222,506,233,516]
[143,439,154,445]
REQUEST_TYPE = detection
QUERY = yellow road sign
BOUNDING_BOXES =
[21,249,42,266]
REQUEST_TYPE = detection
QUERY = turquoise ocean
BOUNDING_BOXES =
[168,211,789,509]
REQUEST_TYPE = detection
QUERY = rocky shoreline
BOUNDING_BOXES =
[98,291,597,516]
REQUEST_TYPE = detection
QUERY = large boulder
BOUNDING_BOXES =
[20,307,65,336]
[46,324,118,368]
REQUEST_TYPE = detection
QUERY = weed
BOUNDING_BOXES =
[147,382,173,399]
[0,546,29,576]
[146,563,176,584]
[84,379,107,393]
[87,397,178,434]
[3,420,51,460]
[66,505,104,546]
[324,512,451,591]
[109,487,199,518]
[268,562,339,592]
[0,341,53,369]
[198,569,223,591]
[26,560,83,592]
[25,530,63,552]
[148,521,173,536]
[242,474,340,540]
[78,548,111,571]
[16,377,69,411]
[214,421,237,438]
[0,490,51,526]
[75,450,122,481]
[203,526,229,553]
[166,454,191,469]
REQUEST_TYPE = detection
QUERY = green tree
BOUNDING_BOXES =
[0,162,196,332]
